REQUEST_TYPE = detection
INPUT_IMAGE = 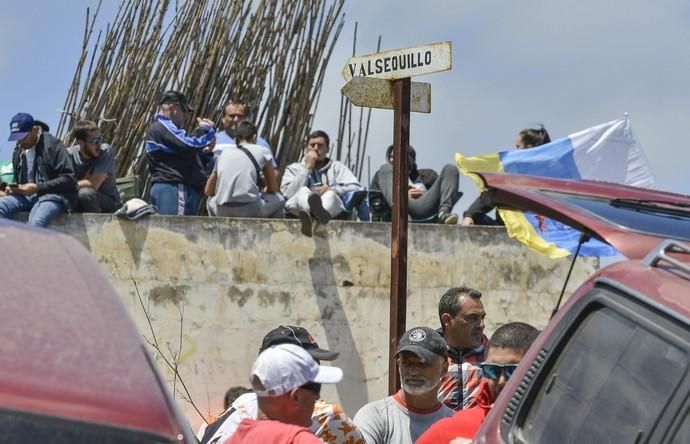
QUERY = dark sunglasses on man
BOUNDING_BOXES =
[480,363,518,381]
[89,136,103,145]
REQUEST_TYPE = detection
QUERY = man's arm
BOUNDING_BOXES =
[262,163,278,194]
[329,161,363,196]
[353,403,385,444]
[37,140,77,196]
[280,164,310,199]
[204,170,218,197]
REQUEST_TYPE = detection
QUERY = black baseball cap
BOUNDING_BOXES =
[159,90,192,112]
[260,325,339,361]
[395,326,448,363]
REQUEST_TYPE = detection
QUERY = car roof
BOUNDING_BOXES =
[477,173,690,260]
[0,220,186,440]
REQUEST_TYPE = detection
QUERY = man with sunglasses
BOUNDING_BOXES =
[417,322,540,443]
[0,113,77,227]
[224,343,343,443]
[67,120,121,213]
[203,326,365,444]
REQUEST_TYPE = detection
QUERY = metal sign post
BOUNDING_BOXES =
[341,41,452,395]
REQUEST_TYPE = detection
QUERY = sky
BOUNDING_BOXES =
[1,0,689,214]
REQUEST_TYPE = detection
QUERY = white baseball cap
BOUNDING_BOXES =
[250,343,343,397]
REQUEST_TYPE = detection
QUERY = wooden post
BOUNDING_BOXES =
[388,77,411,395]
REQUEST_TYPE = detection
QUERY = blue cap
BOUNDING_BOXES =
[8,113,35,142]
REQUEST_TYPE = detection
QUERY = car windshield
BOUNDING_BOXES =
[542,192,690,242]
[0,409,175,444]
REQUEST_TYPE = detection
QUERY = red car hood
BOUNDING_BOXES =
[476,173,690,260]
[0,220,192,441]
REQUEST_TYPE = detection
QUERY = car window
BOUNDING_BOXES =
[518,306,688,443]
[542,192,690,241]
[0,409,175,444]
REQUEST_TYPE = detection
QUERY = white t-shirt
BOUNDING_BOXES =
[353,392,454,444]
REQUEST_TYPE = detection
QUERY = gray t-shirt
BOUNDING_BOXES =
[67,144,120,204]
[353,393,454,444]
[213,143,273,205]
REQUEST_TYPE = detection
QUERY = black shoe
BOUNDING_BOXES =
[308,193,331,224]
[298,210,313,237]
[438,211,459,225]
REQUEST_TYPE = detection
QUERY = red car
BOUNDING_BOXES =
[473,173,690,444]
[0,220,196,443]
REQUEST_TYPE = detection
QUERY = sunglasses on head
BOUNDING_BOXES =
[299,382,321,397]
[480,363,518,381]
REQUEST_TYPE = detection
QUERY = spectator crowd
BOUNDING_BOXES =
[1,89,550,235]
[194,287,539,444]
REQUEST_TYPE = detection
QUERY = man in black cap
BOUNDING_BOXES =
[145,90,216,215]
[353,327,454,444]
[0,113,77,227]
[201,325,365,444]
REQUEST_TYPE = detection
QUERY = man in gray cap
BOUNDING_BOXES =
[354,326,454,444]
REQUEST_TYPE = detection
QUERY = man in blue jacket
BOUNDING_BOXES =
[145,90,216,215]
[0,113,77,227]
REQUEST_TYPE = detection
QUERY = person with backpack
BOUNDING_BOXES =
[204,120,284,218]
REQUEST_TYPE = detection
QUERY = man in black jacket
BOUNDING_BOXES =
[0,113,77,227]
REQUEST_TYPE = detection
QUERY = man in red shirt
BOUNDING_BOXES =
[417,322,539,443]
[225,343,343,444]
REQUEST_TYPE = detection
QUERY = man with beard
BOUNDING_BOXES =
[416,322,540,443]
[353,327,454,443]
[67,120,121,213]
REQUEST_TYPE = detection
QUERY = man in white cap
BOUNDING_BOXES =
[225,343,343,444]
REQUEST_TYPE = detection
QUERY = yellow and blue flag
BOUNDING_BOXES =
[457,118,656,258]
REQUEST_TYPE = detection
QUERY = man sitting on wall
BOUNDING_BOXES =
[67,120,121,213]
[416,322,540,443]
[280,130,362,236]
[204,120,284,218]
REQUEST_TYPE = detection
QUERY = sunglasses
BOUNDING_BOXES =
[480,363,518,381]
[89,136,103,145]
[299,382,321,397]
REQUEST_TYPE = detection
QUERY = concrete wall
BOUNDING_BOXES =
[50,214,598,428]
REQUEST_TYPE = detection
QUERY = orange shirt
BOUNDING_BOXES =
[224,419,322,444]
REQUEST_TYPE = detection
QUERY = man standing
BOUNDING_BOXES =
[203,325,364,444]
[280,130,362,236]
[417,322,540,443]
[216,100,272,149]
[354,327,454,443]
[0,113,76,227]
[67,120,121,213]
[145,90,216,215]
[225,343,343,443]
[437,286,488,410]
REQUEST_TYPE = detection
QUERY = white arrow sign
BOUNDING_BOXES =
[341,77,431,113]
[342,41,452,82]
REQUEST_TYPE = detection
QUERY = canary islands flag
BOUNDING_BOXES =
[456,117,656,258]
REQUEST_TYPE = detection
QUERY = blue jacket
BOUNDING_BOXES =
[145,115,215,190]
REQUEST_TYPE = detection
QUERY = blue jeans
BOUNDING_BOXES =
[150,182,200,215]
[0,194,66,227]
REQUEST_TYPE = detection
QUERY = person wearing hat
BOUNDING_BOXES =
[0,113,77,227]
[145,90,216,215]
[353,326,454,444]
[416,322,540,443]
[223,343,343,443]
[202,325,364,444]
